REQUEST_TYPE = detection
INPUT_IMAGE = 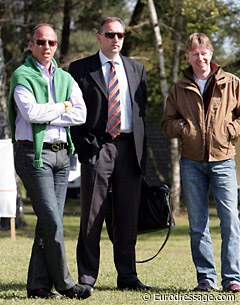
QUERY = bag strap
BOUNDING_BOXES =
[136,189,174,263]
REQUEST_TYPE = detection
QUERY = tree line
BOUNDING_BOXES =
[0,0,239,212]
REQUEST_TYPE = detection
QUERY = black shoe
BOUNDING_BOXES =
[193,282,217,292]
[27,288,60,299]
[59,283,93,299]
[117,279,152,291]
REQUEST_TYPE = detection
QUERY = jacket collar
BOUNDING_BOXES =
[182,62,233,85]
[183,62,219,80]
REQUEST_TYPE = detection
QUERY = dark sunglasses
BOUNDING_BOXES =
[36,39,57,47]
[104,32,124,39]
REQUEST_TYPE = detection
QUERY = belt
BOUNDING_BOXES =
[17,140,67,152]
[99,132,133,142]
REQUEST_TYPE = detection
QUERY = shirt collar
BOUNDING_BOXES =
[36,60,55,74]
[99,50,121,66]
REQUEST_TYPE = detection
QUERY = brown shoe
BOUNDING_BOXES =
[27,288,60,299]
[224,283,240,293]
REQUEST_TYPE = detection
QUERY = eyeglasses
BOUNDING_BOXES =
[103,32,125,39]
[36,39,57,47]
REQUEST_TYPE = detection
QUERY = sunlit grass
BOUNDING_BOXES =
[0,199,238,304]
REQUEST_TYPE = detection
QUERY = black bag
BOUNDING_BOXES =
[138,179,175,233]
[105,179,175,263]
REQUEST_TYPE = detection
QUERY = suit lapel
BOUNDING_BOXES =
[90,53,108,99]
[121,56,136,102]
[89,54,138,101]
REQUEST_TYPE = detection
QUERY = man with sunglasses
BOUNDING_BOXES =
[8,23,92,299]
[69,17,150,293]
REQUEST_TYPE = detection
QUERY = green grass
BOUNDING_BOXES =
[0,199,238,304]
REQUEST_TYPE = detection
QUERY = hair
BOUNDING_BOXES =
[185,33,214,54]
[30,23,56,41]
[97,17,125,34]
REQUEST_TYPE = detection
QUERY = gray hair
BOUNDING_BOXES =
[97,17,125,34]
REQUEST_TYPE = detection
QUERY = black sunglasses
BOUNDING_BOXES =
[104,32,124,39]
[36,39,57,47]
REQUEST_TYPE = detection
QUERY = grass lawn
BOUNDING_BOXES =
[0,198,238,304]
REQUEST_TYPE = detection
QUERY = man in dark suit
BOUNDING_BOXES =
[69,16,150,294]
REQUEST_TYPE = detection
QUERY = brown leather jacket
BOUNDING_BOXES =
[162,62,240,161]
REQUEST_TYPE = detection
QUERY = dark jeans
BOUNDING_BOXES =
[14,143,75,291]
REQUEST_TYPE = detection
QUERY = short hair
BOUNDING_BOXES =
[30,23,56,41]
[185,33,214,54]
[97,17,125,34]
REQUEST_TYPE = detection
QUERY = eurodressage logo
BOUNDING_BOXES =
[141,292,235,303]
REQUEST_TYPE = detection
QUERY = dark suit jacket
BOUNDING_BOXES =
[69,52,147,174]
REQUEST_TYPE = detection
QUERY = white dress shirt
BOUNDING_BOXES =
[14,61,86,143]
[99,50,133,133]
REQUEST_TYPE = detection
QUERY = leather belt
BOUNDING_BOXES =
[100,132,133,142]
[17,140,67,152]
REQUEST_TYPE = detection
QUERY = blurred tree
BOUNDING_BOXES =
[0,1,12,139]
[124,0,240,212]
[0,0,240,211]
[60,0,72,63]
[0,27,9,139]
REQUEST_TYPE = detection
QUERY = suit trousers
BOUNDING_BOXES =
[77,135,141,286]
[14,143,76,291]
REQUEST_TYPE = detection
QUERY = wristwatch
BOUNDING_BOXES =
[63,102,69,111]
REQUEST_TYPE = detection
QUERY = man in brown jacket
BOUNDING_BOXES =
[162,33,240,293]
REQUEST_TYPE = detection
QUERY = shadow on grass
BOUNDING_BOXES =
[1,198,221,241]
[0,282,26,299]
[95,285,192,293]
[0,283,195,300]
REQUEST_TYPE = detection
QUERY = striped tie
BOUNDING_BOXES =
[107,61,121,138]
